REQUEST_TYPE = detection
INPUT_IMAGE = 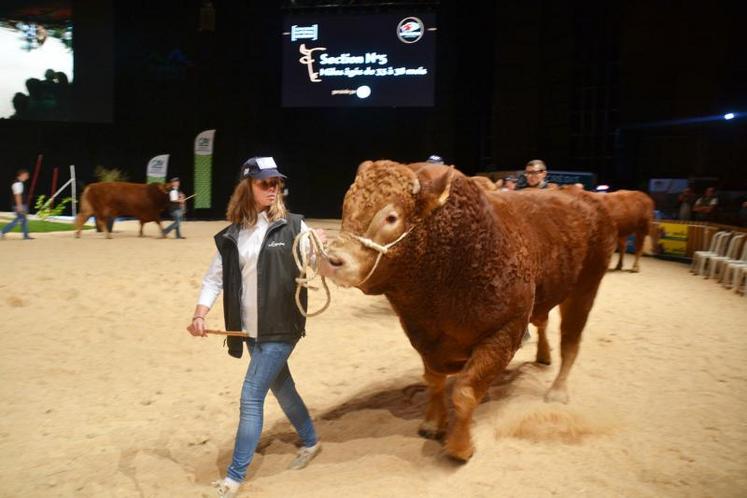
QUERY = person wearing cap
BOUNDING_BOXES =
[187,157,325,498]
[426,154,444,164]
[162,177,186,239]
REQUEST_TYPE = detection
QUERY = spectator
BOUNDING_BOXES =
[693,187,719,222]
[677,187,696,221]
[519,159,556,190]
[1,169,33,240]
[426,155,444,164]
[502,175,518,191]
[162,177,186,239]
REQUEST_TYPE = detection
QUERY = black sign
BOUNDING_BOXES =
[282,13,436,108]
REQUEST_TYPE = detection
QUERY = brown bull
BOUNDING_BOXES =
[601,190,655,272]
[74,182,170,239]
[319,160,616,462]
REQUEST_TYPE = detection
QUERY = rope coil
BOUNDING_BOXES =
[292,229,332,317]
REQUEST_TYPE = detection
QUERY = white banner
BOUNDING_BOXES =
[194,130,215,156]
[146,154,169,183]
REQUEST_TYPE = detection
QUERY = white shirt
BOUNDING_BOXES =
[198,212,311,338]
[169,188,179,202]
[11,181,23,196]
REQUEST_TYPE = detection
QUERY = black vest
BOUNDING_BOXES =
[214,214,308,358]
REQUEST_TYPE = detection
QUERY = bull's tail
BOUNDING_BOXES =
[74,187,93,238]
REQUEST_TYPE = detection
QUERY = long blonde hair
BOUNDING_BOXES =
[226,178,288,227]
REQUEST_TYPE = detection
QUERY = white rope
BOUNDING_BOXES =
[292,229,332,317]
[348,229,412,286]
[292,227,413,318]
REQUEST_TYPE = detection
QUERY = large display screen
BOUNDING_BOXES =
[0,1,73,121]
[282,13,436,107]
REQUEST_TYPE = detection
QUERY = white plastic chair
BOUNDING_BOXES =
[721,239,747,288]
[734,266,747,296]
[707,234,745,280]
[691,231,730,275]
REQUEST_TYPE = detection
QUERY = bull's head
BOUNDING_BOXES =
[319,160,454,293]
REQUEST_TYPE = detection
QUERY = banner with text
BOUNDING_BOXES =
[193,130,215,209]
[146,154,169,184]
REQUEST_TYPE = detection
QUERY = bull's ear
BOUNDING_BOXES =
[414,165,454,215]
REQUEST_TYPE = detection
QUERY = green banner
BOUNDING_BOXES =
[194,130,215,208]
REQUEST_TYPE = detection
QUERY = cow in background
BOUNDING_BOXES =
[75,182,170,239]
[601,190,655,272]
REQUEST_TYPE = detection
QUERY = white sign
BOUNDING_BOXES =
[146,154,169,182]
[194,129,215,156]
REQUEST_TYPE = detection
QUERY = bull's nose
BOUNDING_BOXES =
[327,254,344,267]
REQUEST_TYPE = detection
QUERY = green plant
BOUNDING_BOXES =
[34,195,72,219]
[94,166,129,183]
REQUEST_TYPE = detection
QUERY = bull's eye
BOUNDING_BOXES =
[386,214,398,224]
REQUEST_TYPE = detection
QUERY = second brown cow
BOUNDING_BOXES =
[74,182,170,239]
[601,190,655,272]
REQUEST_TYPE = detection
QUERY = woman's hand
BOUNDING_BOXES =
[187,316,207,337]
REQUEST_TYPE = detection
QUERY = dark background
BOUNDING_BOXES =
[1,0,745,219]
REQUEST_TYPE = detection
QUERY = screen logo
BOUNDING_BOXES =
[291,24,319,41]
[397,17,424,44]
[298,44,327,82]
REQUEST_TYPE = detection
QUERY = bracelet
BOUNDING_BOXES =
[192,315,206,320]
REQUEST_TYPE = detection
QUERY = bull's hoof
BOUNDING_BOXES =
[444,440,474,463]
[418,421,446,441]
[631,266,640,273]
[544,388,570,404]
[536,356,552,366]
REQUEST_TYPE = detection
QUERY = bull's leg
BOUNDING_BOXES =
[614,236,625,270]
[156,220,165,238]
[138,221,145,237]
[545,288,598,404]
[102,216,113,239]
[74,210,91,238]
[533,315,551,365]
[631,229,647,273]
[445,325,518,462]
[418,363,448,440]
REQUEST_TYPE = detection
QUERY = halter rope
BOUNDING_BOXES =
[292,227,413,317]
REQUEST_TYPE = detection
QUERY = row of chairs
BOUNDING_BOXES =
[690,231,747,295]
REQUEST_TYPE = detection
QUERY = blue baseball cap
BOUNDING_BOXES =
[241,156,287,180]
[426,155,444,164]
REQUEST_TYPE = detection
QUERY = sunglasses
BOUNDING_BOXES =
[255,179,282,190]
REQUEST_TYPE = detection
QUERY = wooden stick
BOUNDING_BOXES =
[205,329,250,338]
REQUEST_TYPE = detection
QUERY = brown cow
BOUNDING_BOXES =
[469,175,499,191]
[601,190,655,272]
[74,182,170,239]
[318,160,616,462]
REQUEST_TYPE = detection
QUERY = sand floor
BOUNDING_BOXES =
[1,220,745,497]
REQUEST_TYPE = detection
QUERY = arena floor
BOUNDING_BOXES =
[1,220,745,497]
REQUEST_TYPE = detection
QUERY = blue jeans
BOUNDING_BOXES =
[1,209,29,238]
[163,208,183,238]
[226,339,318,482]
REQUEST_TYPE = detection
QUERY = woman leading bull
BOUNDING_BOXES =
[187,156,326,498]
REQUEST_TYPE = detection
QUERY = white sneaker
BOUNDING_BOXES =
[288,442,322,470]
[212,478,240,498]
